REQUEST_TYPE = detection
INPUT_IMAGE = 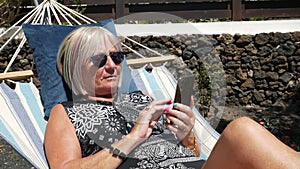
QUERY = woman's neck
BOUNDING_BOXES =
[86,92,117,102]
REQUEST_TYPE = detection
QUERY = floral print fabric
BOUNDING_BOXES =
[62,91,204,168]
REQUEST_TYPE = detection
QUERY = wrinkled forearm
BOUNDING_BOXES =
[61,135,143,169]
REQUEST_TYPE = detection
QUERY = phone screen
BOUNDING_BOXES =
[174,74,195,106]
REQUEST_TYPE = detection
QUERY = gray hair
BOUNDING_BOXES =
[57,26,122,96]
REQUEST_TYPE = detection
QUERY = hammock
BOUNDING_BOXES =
[0,82,47,168]
[0,0,220,168]
[0,67,220,168]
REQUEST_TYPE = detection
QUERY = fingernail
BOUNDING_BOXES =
[173,103,178,107]
[165,107,171,112]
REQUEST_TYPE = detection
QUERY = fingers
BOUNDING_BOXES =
[166,110,193,132]
[142,98,172,111]
[166,113,191,141]
[167,114,189,130]
[139,98,173,123]
[167,103,195,123]
[167,109,189,126]
[164,102,195,140]
[189,96,194,108]
[131,98,173,139]
[153,98,173,106]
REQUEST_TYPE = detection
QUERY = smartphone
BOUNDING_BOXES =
[174,74,195,106]
[163,74,194,125]
[163,73,194,125]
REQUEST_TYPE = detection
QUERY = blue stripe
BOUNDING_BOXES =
[0,83,47,166]
[119,59,138,93]
[18,83,46,133]
[131,69,147,93]
[0,83,39,167]
[141,68,165,100]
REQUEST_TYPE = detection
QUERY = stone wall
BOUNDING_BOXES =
[1,31,300,135]
[0,38,36,79]
[219,32,300,107]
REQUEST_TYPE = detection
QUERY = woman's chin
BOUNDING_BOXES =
[99,85,118,93]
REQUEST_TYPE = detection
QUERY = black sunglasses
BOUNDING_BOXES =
[90,51,124,68]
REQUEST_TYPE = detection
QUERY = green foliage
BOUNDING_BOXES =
[244,17,270,21]
[258,116,300,151]
[63,0,86,14]
[198,62,211,89]
[0,0,22,26]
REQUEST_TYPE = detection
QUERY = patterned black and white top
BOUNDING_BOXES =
[62,91,205,169]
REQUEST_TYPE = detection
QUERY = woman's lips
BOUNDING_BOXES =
[104,75,117,80]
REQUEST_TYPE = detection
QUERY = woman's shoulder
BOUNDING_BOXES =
[47,103,71,128]
[49,103,67,117]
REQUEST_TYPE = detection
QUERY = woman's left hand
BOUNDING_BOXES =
[165,97,195,141]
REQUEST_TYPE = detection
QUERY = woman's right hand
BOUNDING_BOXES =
[128,99,172,140]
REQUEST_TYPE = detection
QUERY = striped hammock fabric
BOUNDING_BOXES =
[0,82,47,168]
[0,66,220,168]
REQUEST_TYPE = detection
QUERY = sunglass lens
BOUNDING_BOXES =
[90,52,124,68]
[91,54,107,68]
[110,52,124,65]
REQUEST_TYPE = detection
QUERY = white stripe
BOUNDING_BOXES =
[137,68,153,97]
[0,83,43,167]
[155,67,176,99]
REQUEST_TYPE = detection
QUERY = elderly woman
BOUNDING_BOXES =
[44,26,300,169]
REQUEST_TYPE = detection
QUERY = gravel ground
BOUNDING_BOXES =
[0,136,35,169]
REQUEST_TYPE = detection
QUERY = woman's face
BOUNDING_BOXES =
[82,45,123,98]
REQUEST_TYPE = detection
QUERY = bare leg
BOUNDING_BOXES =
[202,117,300,169]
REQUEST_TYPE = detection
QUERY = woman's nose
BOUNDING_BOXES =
[104,56,116,68]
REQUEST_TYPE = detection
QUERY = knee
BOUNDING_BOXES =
[222,117,259,139]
